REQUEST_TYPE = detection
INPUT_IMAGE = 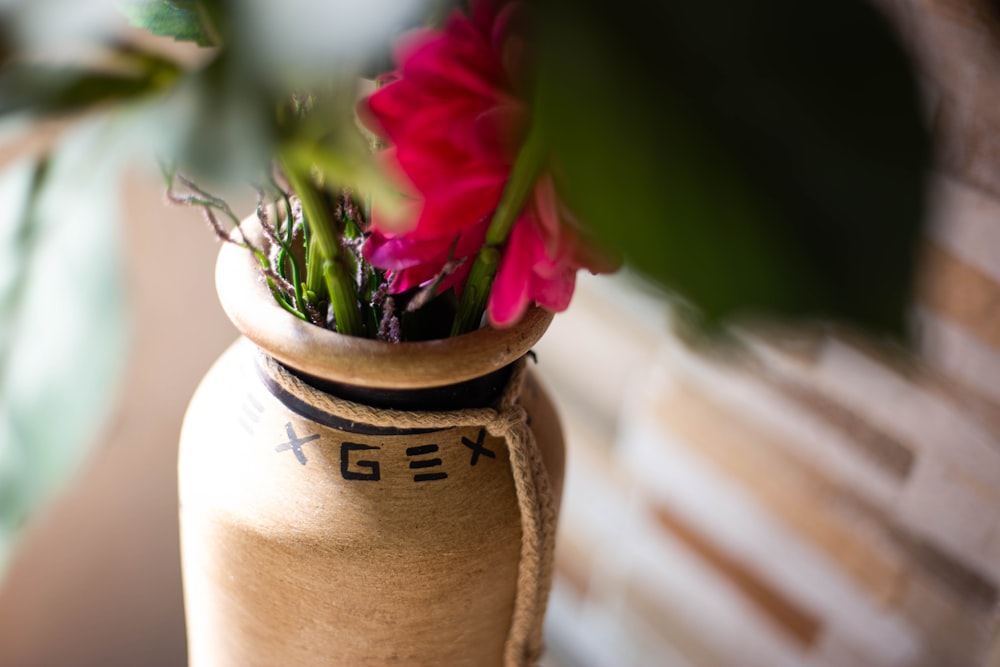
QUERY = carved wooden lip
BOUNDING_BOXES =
[215,219,553,389]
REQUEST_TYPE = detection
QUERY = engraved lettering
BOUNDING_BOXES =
[462,428,495,466]
[413,472,448,482]
[237,393,265,435]
[341,442,381,481]
[406,444,447,482]
[275,422,320,465]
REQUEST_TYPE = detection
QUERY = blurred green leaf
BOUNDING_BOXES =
[225,0,424,80]
[143,54,276,182]
[277,84,397,208]
[0,156,49,388]
[0,157,47,574]
[0,17,12,66]
[117,0,219,46]
[537,0,929,340]
[0,53,181,116]
[0,120,128,575]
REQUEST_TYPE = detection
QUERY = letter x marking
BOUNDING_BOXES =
[462,428,495,466]
[275,422,320,465]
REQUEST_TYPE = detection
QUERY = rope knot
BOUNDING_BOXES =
[487,405,528,439]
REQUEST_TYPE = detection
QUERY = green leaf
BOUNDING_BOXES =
[0,119,128,575]
[0,55,180,117]
[117,0,219,46]
[0,17,12,66]
[0,157,48,575]
[536,0,930,341]
[281,136,399,221]
[141,54,276,182]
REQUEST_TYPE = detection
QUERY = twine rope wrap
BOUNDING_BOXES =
[258,353,557,667]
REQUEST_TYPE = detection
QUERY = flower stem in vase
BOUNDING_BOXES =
[282,158,364,336]
[451,120,548,335]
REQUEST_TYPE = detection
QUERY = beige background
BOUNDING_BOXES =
[0,168,232,667]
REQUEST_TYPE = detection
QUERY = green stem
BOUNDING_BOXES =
[275,188,306,315]
[304,230,325,300]
[281,157,363,336]
[262,267,309,320]
[451,122,548,335]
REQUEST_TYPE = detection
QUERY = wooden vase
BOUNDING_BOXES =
[178,223,565,667]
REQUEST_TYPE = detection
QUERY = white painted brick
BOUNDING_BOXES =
[810,630,925,667]
[533,272,669,428]
[616,380,923,667]
[898,456,999,579]
[655,339,907,510]
[551,586,694,667]
[743,332,1000,462]
[741,329,1000,578]
[619,506,804,667]
[927,175,1000,285]
[557,443,632,552]
[917,306,1000,405]
[746,333,1000,467]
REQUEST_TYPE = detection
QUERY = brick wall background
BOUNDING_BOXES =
[536,2,1000,665]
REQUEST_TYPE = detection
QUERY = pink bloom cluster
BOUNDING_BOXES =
[362,0,614,327]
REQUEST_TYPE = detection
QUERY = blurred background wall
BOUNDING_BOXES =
[538,1,1000,665]
[0,165,231,666]
[0,1,999,667]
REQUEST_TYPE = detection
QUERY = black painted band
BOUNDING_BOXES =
[256,357,516,437]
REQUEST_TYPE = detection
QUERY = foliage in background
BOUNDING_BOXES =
[537,0,929,337]
[114,0,931,339]
[1,0,930,338]
[0,121,128,572]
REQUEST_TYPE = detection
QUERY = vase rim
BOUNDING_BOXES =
[215,218,553,389]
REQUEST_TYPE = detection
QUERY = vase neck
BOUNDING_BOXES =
[259,356,517,419]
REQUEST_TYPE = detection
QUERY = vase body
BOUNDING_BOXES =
[178,225,564,667]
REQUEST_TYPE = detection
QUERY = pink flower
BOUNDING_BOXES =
[362,0,615,327]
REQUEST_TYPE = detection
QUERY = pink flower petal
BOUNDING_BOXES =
[532,174,563,259]
[487,218,549,326]
[363,0,618,329]
[530,266,576,312]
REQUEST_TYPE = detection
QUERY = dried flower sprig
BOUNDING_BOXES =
[163,163,396,334]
